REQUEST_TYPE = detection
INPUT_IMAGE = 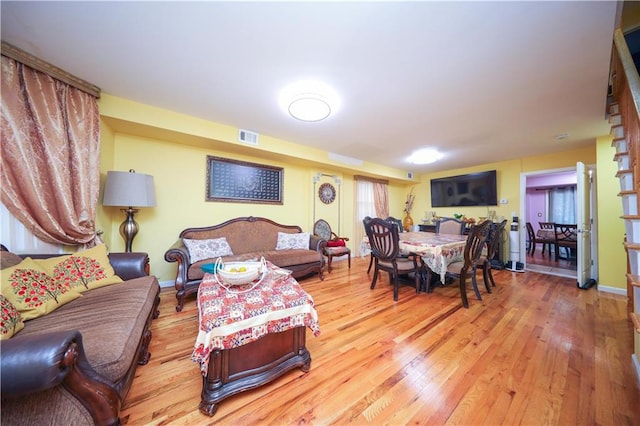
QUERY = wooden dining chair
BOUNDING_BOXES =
[554,223,578,260]
[526,222,536,254]
[363,216,375,274]
[386,216,412,259]
[442,220,492,308]
[435,217,465,235]
[385,216,404,234]
[363,217,423,301]
[478,219,508,288]
[538,221,556,256]
[313,219,351,272]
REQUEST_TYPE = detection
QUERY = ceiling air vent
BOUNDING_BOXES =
[238,129,259,145]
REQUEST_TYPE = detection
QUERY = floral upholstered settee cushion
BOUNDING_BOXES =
[0,294,24,340]
[0,244,123,323]
[183,237,234,262]
[0,257,82,321]
[275,232,310,250]
[324,246,350,256]
[33,244,122,293]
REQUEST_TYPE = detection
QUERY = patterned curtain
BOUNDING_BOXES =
[1,56,101,246]
[354,178,389,257]
[373,182,389,219]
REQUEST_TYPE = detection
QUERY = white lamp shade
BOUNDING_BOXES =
[103,171,156,207]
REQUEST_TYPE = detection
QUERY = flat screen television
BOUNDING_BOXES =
[430,170,498,207]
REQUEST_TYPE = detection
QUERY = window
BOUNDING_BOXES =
[1,203,61,254]
[355,180,377,257]
[549,186,576,224]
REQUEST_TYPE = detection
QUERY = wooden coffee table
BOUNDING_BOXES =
[192,262,320,417]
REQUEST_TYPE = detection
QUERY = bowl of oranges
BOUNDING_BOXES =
[215,257,266,286]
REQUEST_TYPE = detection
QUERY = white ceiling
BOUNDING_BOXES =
[1,1,618,174]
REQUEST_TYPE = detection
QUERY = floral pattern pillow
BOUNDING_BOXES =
[275,232,310,250]
[1,257,82,321]
[183,237,234,263]
[1,294,24,339]
[33,244,122,293]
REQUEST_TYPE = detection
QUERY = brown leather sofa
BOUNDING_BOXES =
[0,249,160,426]
[165,216,326,312]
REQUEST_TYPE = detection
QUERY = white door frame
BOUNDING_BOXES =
[518,165,598,281]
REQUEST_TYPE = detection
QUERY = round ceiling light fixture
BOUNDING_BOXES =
[280,79,339,122]
[288,93,331,122]
[408,148,444,165]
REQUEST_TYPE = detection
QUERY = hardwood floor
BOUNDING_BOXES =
[526,245,576,270]
[525,241,577,279]
[120,258,640,425]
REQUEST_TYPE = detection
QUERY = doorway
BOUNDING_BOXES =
[520,168,580,279]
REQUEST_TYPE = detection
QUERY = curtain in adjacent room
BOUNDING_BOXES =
[549,186,576,224]
[1,55,101,247]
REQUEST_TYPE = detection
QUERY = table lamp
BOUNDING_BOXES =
[103,169,156,252]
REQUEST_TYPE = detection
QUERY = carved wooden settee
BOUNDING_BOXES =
[0,247,160,426]
[165,216,326,312]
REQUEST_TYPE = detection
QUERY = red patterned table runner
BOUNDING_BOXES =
[192,261,320,374]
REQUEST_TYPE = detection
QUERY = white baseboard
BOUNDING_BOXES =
[159,280,175,289]
[597,284,627,296]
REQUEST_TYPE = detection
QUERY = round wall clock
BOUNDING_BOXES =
[318,182,336,204]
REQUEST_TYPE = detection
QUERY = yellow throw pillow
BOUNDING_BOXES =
[34,244,122,293]
[1,294,24,339]
[1,257,82,321]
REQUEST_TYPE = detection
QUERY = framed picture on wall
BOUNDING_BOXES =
[206,156,283,204]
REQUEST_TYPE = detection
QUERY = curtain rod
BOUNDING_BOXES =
[354,175,389,185]
[1,41,100,98]
[534,185,577,191]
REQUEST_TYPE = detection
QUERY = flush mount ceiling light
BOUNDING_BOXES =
[288,93,331,122]
[280,80,339,122]
[408,148,444,165]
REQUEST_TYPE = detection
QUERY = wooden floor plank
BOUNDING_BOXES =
[120,258,640,425]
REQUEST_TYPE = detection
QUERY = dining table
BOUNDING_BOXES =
[399,231,468,282]
[361,231,468,283]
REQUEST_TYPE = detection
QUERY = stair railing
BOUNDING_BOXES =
[612,28,640,335]
[613,29,640,194]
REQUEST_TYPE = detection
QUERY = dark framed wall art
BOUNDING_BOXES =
[206,156,284,204]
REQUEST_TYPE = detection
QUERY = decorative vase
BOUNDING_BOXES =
[402,213,414,231]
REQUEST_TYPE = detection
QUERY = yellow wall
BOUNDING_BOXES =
[98,96,409,282]
[99,94,623,291]
[98,119,116,245]
[101,133,386,282]
[596,135,626,289]
[414,159,525,222]
[409,145,596,224]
